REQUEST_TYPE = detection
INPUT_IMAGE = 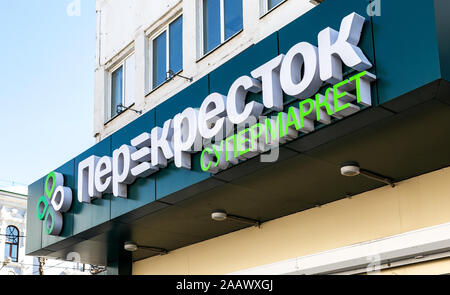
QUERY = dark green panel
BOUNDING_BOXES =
[73,137,112,236]
[25,178,44,255]
[106,260,119,275]
[106,248,132,275]
[434,0,450,81]
[111,176,156,220]
[111,109,155,150]
[277,0,377,108]
[214,147,298,182]
[209,32,278,95]
[278,0,375,74]
[153,76,212,204]
[156,153,210,202]
[111,110,157,219]
[41,159,75,249]
[279,0,369,50]
[155,76,209,126]
[373,0,441,105]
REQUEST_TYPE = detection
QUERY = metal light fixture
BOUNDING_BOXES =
[124,241,168,255]
[116,104,142,115]
[211,210,261,227]
[340,161,396,188]
[309,0,324,5]
[166,69,193,82]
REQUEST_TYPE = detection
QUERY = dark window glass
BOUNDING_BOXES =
[111,66,123,118]
[4,244,10,259]
[169,16,183,74]
[5,226,19,262]
[224,0,243,40]
[203,0,221,54]
[153,31,167,88]
[11,246,17,262]
[268,0,284,10]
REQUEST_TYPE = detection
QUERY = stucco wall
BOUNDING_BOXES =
[0,191,35,275]
[94,0,315,141]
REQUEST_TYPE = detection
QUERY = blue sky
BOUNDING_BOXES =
[0,0,96,187]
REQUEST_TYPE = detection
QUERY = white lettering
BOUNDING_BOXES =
[77,156,100,203]
[173,108,202,169]
[112,145,137,198]
[318,12,372,84]
[151,119,174,168]
[280,42,322,99]
[226,76,264,125]
[251,55,284,111]
[94,156,112,194]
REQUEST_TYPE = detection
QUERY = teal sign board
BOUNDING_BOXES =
[26,0,449,256]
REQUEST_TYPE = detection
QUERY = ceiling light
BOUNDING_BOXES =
[211,210,228,221]
[211,210,261,227]
[124,241,168,255]
[124,241,138,252]
[340,161,396,187]
[340,161,360,177]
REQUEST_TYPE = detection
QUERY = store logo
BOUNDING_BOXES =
[76,12,376,204]
[36,172,73,236]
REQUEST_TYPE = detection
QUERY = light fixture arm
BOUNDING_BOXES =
[138,245,168,255]
[360,169,396,188]
[227,214,261,228]
[166,69,193,82]
[117,104,142,115]
[341,161,396,188]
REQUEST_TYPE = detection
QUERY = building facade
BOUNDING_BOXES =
[26,0,450,275]
[0,187,94,275]
[93,0,318,141]
[0,189,36,275]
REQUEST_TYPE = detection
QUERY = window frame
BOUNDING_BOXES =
[106,51,135,123]
[259,0,287,18]
[4,225,19,263]
[198,0,244,59]
[148,14,184,93]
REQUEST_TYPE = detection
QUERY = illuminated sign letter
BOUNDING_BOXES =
[151,119,174,168]
[280,42,322,99]
[112,145,137,198]
[130,132,159,178]
[94,156,113,194]
[173,108,202,169]
[251,55,284,111]
[318,12,372,84]
[227,76,264,124]
[198,93,227,139]
[78,155,100,203]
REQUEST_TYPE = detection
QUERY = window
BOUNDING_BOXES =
[109,53,135,120]
[260,0,286,16]
[4,226,19,263]
[201,0,243,55]
[151,15,183,90]
[268,0,284,10]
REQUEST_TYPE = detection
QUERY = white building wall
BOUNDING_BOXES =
[94,0,317,141]
[0,190,34,275]
[0,189,92,275]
